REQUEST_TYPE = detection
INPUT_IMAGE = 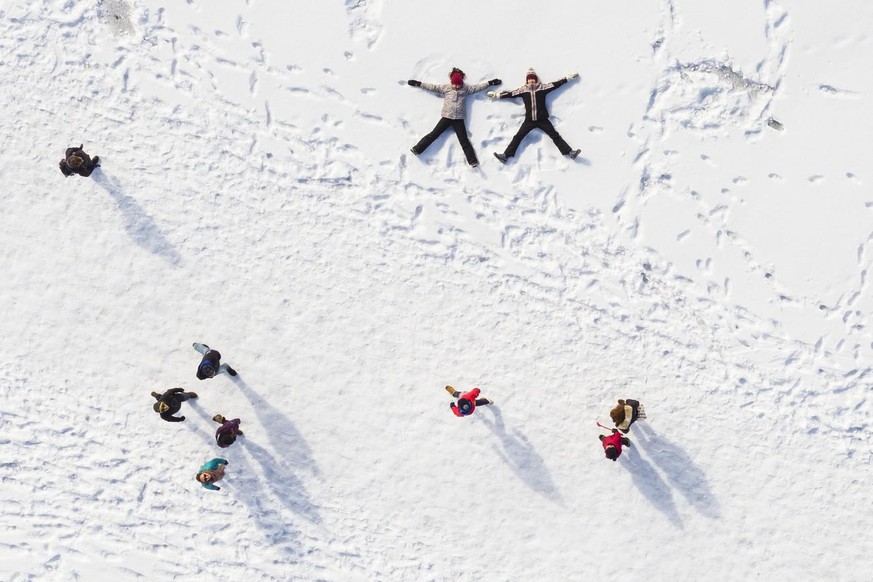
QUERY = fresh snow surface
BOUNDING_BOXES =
[2,0,872,580]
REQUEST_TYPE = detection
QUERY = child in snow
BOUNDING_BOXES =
[193,342,237,380]
[446,385,493,417]
[599,428,631,461]
[408,67,501,167]
[151,388,198,423]
[196,458,228,491]
[212,414,244,448]
[610,398,647,434]
[59,144,100,177]
[489,69,581,163]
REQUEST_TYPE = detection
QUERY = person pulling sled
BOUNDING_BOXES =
[446,385,493,417]
[599,427,631,461]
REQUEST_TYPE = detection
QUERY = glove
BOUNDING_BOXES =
[487,91,498,99]
[488,78,501,86]
[566,72,579,80]
[407,80,421,87]
[179,416,186,421]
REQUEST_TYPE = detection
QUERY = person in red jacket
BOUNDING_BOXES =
[599,428,631,461]
[446,385,493,417]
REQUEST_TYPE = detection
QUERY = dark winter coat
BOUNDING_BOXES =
[498,78,568,121]
[197,349,222,380]
[610,399,643,434]
[152,388,187,422]
[600,429,631,460]
[215,418,242,448]
[451,388,481,417]
[59,146,99,177]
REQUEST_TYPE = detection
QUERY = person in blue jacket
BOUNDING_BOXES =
[196,458,228,491]
[193,342,237,380]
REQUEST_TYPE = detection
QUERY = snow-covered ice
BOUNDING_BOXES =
[1,0,872,580]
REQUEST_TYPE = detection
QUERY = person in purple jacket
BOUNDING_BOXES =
[212,414,244,448]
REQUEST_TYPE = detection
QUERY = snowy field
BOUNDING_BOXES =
[2,0,872,580]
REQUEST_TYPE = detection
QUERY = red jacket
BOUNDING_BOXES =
[451,388,481,417]
[601,429,626,457]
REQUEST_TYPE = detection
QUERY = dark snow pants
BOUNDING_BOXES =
[413,117,478,165]
[503,119,572,157]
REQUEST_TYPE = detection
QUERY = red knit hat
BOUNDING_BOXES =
[526,69,538,83]
[450,71,464,85]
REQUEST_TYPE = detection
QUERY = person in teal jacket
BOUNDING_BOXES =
[196,458,228,491]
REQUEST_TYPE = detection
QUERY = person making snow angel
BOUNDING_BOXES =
[196,458,229,491]
[408,67,501,168]
[446,385,493,417]
[489,69,581,163]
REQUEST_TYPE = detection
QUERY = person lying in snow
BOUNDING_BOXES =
[196,458,228,491]
[193,342,237,380]
[212,415,244,448]
[489,68,581,163]
[151,388,198,423]
[610,398,647,434]
[599,428,631,461]
[408,67,501,168]
[59,144,100,177]
[446,385,493,417]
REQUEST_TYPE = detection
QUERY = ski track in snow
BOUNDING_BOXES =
[1,0,872,580]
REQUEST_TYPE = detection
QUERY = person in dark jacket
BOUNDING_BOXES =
[610,398,647,434]
[599,428,631,461]
[212,414,244,448]
[490,69,581,163]
[59,144,100,177]
[193,342,237,380]
[446,385,493,417]
[408,67,501,167]
[151,388,198,422]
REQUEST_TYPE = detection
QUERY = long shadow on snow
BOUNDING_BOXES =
[634,423,720,519]
[233,377,320,478]
[92,170,181,265]
[620,449,683,529]
[186,401,315,548]
[479,406,563,504]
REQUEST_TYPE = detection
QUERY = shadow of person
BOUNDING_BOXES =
[186,400,319,540]
[233,378,319,478]
[634,423,720,519]
[91,171,181,265]
[619,449,683,528]
[479,406,563,504]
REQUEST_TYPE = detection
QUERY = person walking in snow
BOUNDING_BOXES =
[212,414,244,448]
[489,69,581,163]
[446,385,493,417]
[599,428,631,461]
[196,457,228,491]
[59,144,100,177]
[193,342,237,380]
[408,67,501,167]
[151,387,198,423]
[610,398,647,434]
